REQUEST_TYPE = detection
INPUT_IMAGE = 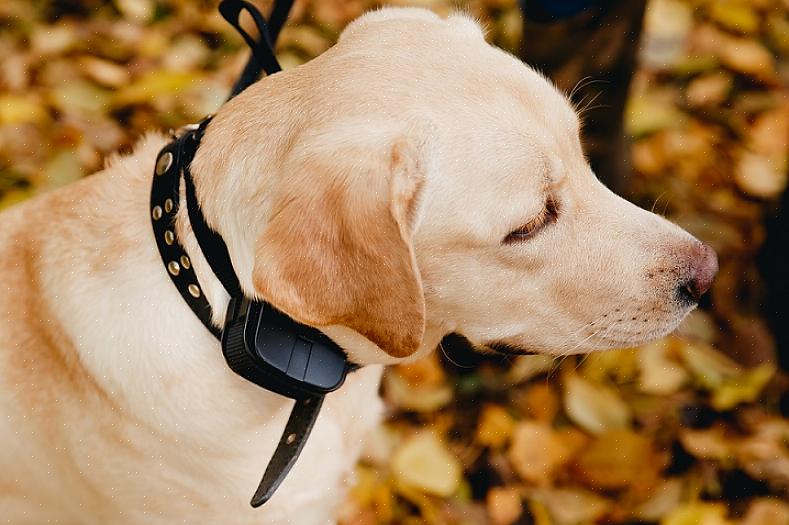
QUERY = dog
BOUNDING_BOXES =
[0,7,717,524]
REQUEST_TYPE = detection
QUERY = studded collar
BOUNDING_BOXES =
[150,119,221,338]
[146,0,363,509]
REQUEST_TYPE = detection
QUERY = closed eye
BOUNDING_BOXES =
[503,197,559,244]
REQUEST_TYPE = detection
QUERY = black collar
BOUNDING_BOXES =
[150,119,220,338]
[148,0,359,508]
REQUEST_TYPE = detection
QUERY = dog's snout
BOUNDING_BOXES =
[678,243,718,303]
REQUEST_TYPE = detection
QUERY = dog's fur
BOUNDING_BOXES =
[0,8,717,524]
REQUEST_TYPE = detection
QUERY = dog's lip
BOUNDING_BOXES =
[483,341,540,356]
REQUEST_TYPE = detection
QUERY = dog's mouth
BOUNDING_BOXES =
[439,333,540,365]
[484,341,539,356]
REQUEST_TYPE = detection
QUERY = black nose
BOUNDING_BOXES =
[678,243,718,303]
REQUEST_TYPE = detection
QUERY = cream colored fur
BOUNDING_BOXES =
[0,8,714,524]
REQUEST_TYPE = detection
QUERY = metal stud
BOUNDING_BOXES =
[180,255,191,269]
[167,261,180,276]
[188,284,201,298]
[164,198,174,213]
[155,152,173,176]
[164,230,174,245]
[151,206,162,220]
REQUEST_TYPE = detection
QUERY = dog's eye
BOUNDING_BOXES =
[503,198,558,244]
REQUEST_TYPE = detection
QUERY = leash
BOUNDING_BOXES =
[150,0,358,508]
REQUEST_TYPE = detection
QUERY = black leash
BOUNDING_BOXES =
[220,0,293,99]
[150,0,357,508]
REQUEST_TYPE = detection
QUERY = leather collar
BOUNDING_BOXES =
[147,0,359,508]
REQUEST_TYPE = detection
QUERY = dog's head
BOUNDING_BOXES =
[193,8,717,364]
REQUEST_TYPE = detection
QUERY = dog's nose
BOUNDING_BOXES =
[678,243,718,303]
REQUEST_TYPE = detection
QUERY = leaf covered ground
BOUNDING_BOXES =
[0,1,787,524]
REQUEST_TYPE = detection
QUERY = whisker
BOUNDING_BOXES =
[439,341,475,369]
[651,191,668,213]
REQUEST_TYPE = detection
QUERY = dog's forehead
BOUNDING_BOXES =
[334,10,579,140]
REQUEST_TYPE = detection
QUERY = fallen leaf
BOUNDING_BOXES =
[486,486,522,525]
[504,354,555,384]
[627,90,687,137]
[678,341,741,390]
[638,339,688,395]
[708,2,760,35]
[476,404,516,448]
[719,38,777,82]
[686,72,732,107]
[508,421,575,484]
[679,427,733,461]
[530,487,611,525]
[392,432,462,497]
[734,150,787,199]
[575,430,661,490]
[711,364,775,410]
[563,373,631,434]
[113,71,198,106]
[741,498,789,525]
[661,501,733,525]
[634,478,685,522]
[40,149,85,191]
[80,56,131,88]
[384,370,454,412]
[0,95,47,125]
[520,383,559,423]
[114,0,154,23]
[749,108,789,158]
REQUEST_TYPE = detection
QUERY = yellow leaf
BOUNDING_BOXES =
[114,0,154,23]
[383,370,453,413]
[638,339,688,395]
[686,72,732,107]
[734,151,787,200]
[0,95,47,125]
[40,150,85,191]
[635,478,684,522]
[581,348,639,383]
[80,56,130,88]
[742,498,789,525]
[575,430,660,490]
[678,341,741,390]
[505,354,555,384]
[563,373,631,434]
[661,502,733,525]
[626,91,687,137]
[508,422,576,484]
[709,2,759,34]
[531,487,611,525]
[476,404,516,448]
[113,71,198,106]
[50,82,111,115]
[719,39,777,82]
[392,432,462,497]
[711,364,776,410]
[679,427,733,461]
[487,486,522,525]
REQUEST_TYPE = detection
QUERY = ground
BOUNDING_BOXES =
[0,1,787,524]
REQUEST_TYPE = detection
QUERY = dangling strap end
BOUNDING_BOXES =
[250,395,325,507]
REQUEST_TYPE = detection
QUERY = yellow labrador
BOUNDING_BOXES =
[0,8,716,525]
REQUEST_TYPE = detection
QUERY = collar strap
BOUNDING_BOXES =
[150,121,221,338]
[148,0,359,508]
[150,122,356,507]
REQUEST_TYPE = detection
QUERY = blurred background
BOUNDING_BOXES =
[0,1,787,524]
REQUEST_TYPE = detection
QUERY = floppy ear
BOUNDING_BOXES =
[251,132,427,358]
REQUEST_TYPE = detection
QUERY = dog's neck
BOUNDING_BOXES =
[172,127,446,366]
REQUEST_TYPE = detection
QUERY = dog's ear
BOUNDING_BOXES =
[251,130,427,359]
